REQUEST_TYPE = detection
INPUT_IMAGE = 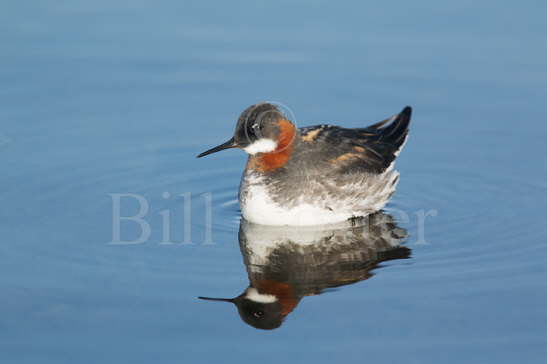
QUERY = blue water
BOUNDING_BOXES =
[1,1,547,363]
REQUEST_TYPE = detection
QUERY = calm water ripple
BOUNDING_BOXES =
[2,1,547,363]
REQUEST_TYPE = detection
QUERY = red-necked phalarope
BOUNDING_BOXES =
[197,102,412,226]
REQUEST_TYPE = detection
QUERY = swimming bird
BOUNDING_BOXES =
[197,102,411,226]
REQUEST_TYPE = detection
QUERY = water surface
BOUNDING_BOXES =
[1,1,546,363]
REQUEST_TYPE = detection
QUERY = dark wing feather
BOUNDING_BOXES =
[299,106,411,174]
[350,106,412,173]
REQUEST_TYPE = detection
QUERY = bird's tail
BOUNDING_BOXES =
[374,106,412,152]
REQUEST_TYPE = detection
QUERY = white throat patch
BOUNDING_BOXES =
[245,288,277,303]
[243,139,277,155]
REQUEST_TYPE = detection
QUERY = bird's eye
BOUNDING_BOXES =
[253,311,264,318]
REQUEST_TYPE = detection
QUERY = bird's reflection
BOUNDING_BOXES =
[199,212,410,330]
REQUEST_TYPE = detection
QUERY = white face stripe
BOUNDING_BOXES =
[243,139,277,155]
[245,288,277,303]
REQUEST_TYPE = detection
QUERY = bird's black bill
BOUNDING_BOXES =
[197,138,236,158]
[198,296,234,303]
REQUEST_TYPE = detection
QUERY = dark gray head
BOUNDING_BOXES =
[198,287,284,330]
[197,103,295,158]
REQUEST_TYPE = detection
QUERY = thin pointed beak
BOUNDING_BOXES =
[197,138,237,158]
[198,296,235,303]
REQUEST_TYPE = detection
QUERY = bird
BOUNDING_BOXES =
[197,102,412,226]
[198,212,410,330]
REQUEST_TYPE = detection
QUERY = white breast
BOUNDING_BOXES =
[239,170,399,226]
[241,184,353,225]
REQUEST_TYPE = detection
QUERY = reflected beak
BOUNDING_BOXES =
[198,296,235,303]
[197,138,237,158]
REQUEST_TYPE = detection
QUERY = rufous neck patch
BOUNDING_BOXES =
[255,279,298,317]
[248,119,296,172]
